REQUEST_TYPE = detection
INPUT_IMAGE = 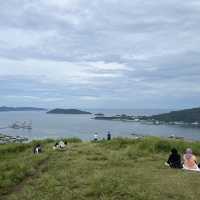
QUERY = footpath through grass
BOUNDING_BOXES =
[1,137,200,200]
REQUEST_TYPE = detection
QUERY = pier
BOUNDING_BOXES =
[0,133,28,144]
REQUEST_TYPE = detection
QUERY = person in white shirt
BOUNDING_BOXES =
[94,133,98,141]
[34,144,42,154]
[59,141,65,149]
[53,141,67,150]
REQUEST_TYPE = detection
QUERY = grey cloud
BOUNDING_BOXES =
[0,0,200,108]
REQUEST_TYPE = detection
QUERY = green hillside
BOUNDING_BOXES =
[149,107,200,123]
[1,137,200,200]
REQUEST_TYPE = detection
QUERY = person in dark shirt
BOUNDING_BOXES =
[107,131,111,141]
[167,148,182,168]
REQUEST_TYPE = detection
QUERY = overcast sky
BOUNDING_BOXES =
[0,0,200,109]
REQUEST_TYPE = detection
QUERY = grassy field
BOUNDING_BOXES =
[1,137,200,200]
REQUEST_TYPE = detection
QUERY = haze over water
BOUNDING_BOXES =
[1,109,200,141]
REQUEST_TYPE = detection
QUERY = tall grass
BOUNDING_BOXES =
[58,137,82,143]
[0,143,32,155]
[99,136,200,155]
[2,136,200,200]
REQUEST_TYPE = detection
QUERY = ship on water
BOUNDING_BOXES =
[9,121,32,130]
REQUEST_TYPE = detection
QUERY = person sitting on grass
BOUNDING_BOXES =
[53,142,59,150]
[33,144,42,154]
[166,148,182,168]
[183,148,199,170]
[59,140,66,149]
[53,141,67,150]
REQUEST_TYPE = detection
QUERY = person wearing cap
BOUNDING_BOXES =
[183,148,199,170]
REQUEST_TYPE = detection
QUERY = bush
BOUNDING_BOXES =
[31,138,55,145]
[0,143,32,155]
[62,137,82,143]
[137,137,200,155]
[99,137,139,150]
[154,140,173,153]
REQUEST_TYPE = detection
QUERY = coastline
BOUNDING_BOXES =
[1,110,200,141]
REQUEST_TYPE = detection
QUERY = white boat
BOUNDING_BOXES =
[9,121,32,129]
[21,121,32,129]
[9,122,21,129]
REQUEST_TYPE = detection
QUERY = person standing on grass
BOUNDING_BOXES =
[166,148,182,168]
[183,148,199,170]
[107,131,111,140]
[94,133,98,141]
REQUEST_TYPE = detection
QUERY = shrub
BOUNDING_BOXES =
[99,137,139,150]
[0,143,32,155]
[63,137,82,143]
[154,140,173,153]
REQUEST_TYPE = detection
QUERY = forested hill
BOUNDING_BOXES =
[148,107,200,123]
[47,108,92,114]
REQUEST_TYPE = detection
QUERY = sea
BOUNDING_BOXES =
[1,109,200,141]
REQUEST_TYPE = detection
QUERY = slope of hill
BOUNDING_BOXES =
[1,137,200,200]
[148,107,200,123]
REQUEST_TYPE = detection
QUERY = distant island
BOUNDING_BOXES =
[94,113,105,117]
[147,107,200,123]
[94,107,200,126]
[0,106,46,112]
[47,108,92,115]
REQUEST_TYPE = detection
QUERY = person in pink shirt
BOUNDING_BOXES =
[183,148,199,170]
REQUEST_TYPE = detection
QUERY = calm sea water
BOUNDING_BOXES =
[0,109,200,141]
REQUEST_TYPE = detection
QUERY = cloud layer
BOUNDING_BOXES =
[0,0,200,108]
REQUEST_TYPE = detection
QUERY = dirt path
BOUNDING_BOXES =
[1,143,80,200]
[1,155,51,200]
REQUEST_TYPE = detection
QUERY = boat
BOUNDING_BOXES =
[168,134,184,140]
[21,121,32,129]
[9,122,21,129]
[131,133,145,139]
[0,133,28,143]
[9,121,32,129]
